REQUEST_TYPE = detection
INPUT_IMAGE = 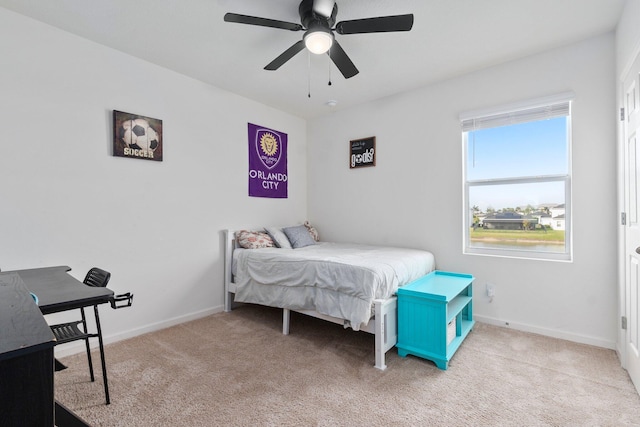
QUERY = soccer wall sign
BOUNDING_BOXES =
[248,123,288,198]
[113,110,163,161]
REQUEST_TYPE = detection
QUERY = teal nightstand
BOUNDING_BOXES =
[396,271,475,370]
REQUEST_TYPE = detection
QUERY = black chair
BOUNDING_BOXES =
[50,267,112,404]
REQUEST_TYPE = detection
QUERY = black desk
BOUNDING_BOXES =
[0,266,115,426]
[0,273,56,426]
[8,265,114,315]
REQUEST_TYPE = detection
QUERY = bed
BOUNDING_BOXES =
[224,227,436,370]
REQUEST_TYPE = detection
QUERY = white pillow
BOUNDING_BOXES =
[265,227,293,249]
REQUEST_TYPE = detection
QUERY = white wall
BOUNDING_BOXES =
[0,8,307,349]
[616,0,640,77]
[308,34,618,348]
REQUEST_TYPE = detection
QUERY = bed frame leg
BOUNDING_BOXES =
[224,291,232,312]
[283,309,290,335]
[224,229,235,313]
[373,297,397,371]
[374,310,387,370]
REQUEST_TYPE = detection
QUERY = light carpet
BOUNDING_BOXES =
[55,304,640,426]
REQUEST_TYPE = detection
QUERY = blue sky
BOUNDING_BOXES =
[466,117,568,211]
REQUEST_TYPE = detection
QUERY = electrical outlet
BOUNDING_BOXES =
[486,283,495,298]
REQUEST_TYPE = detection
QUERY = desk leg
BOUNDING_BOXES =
[94,305,110,405]
[55,358,68,371]
[55,400,90,427]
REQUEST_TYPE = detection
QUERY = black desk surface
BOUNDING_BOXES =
[0,273,56,361]
[0,266,114,315]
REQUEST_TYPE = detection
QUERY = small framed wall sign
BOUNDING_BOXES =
[113,110,163,162]
[350,136,375,168]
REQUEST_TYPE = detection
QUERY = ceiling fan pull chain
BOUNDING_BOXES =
[327,52,332,86]
[308,50,311,98]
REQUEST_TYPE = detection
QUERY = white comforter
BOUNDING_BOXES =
[233,242,435,330]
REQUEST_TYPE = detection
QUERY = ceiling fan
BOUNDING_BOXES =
[223,0,414,79]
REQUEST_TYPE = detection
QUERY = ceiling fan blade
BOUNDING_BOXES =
[312,0,336,18]
[224,13,303,31]
[336,14,414,35]
[264,40,306,70]
[328,41,359,79]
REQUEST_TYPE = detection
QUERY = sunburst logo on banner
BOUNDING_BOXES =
[260,132,278,156]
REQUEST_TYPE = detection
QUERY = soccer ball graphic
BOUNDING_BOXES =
[118,118,160,154]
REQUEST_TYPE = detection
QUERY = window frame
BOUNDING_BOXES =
[460,93,574,262]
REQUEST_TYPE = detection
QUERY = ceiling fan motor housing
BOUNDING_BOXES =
[299,0,337,30]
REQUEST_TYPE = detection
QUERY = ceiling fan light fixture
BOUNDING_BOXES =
[304,29,333,54]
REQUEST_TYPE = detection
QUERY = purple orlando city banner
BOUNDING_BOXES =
[248,123,288,198]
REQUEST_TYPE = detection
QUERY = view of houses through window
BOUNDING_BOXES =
[470,201,566,254]
[461,95,572,260]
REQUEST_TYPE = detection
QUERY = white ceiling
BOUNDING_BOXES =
[0,0,627,119]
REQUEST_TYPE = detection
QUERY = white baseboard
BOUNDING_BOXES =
[54,305,225,358]
[474,314,617,350]
[53,308,618,357]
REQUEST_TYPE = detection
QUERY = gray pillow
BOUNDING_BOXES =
[264,227,293,249]
[283,225,316,249]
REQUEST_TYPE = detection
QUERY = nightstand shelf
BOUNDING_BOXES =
[396,271,475,370]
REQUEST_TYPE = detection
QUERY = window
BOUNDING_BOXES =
[460,93,573,261]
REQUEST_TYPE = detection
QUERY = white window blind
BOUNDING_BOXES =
[460,92,574,132]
